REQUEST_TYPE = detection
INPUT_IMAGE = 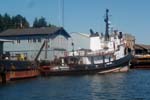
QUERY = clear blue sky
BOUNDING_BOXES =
[0,0,150,44]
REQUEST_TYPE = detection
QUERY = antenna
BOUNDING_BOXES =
[104,9,110,41]
[58,0,64,27]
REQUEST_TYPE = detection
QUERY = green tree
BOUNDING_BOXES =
[0,14,3,32]
[0,13,58,33]
[0,13,12,32]
[12,14,29,28]
[3,13,12,30]
[33,17,47,28]
[33,18,38,28]
[0,14,30,32]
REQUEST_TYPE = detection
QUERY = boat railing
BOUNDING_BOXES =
[87,50,114,56]
[69,50,114,57]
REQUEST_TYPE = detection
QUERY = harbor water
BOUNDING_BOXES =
[1,70,150,100]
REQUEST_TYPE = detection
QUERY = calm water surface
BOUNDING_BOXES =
[1,70,150,100]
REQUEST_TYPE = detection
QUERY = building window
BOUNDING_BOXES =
[17,40,20,43]
[38,38,41,43]
[33,38,36,43]
[28,38,30,43]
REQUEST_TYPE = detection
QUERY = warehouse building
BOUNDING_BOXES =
[0,27,70,61]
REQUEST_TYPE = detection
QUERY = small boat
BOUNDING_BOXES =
[0,58,39,84]
[40,9,133,76]
[0,50,40,84]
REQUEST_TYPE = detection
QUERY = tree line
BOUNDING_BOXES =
[0,13,56,32]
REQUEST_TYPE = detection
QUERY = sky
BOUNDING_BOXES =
[0,0,150,44]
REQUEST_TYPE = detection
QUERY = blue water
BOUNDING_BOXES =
[0,70,150,100]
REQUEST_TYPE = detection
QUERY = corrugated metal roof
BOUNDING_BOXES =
[0,39,13,42]
[135,44,150,50]
[70,32,90,38]
[0,27,66,37]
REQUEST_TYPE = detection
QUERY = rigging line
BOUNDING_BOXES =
[58,0,64,27]
[62,0,64,27]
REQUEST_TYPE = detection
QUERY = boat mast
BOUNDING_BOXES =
[58,0,64,27]
[104,9,110,41]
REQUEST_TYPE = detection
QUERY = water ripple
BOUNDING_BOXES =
[1,70,150,100]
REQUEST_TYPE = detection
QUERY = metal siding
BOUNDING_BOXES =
[51,35,68,50]
[68,33,90,51]
[2,34,69,61]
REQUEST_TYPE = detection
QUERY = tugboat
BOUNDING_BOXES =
[40,9,133,76]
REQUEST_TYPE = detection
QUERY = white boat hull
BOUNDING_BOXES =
[98,66,129,74]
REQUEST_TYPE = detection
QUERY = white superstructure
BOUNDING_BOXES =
[68,9,130,66]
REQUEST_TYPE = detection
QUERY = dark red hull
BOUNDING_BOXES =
[0,69,40,83]
[0,59,40,83]
[9,69,40,80]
